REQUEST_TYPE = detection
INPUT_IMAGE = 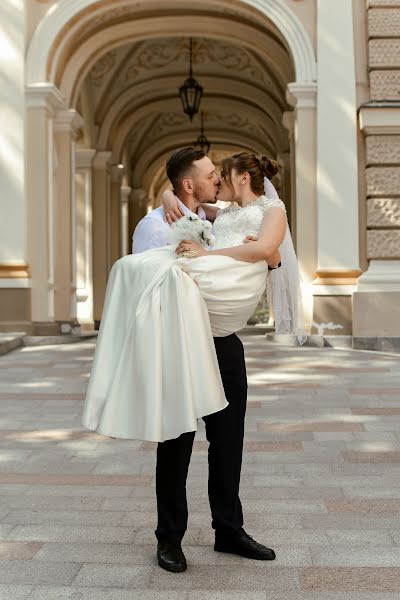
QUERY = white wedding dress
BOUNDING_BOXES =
[81,195,286,442]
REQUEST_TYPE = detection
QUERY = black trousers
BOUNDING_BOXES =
[155,333,247,544]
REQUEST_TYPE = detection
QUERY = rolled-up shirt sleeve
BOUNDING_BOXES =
[132,216,170,254]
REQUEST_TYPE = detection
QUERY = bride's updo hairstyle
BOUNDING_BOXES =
[221,152,278,196]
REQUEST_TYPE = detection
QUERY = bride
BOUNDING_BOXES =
[81,151,305,442]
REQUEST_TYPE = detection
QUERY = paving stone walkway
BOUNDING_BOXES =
[0,333,399,599]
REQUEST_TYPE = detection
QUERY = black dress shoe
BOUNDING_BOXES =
[157,541,187,572]
[214,530,276,560]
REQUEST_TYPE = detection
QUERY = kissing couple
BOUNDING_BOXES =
[82,147,305,572]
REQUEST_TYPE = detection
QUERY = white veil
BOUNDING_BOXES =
[264,177,307,345]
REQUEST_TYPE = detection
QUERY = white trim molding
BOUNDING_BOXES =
[359,106,400,135]
[357,260,400,293]
[0,279,32,289]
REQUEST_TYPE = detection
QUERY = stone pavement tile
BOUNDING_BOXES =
[302,513,400,530]
[351,407,400,415]
[326,499,400,514]
[302,475,400,487]
[310,546,400,566]
[257,422,365,432]
[24,484,135,497]
[249,475,303,487]
[343,486,400,499]
[332,463,400,476]
[28,589,186,600]
[0,585,32,600]
[7,524,137,543]
[387,530,400,546]
[0,541,42,560]
[72,564,153,588]
[299,567,400,592]
[188,593,266,600]
[343,451,400,463]
[0,495,105,510]
[0,525,16,539]
[33,542,155,565]
[148,565,299,591]
[2,509,126,526]
[0,474,152,486]
[0,559,81,585]
[240,499,327,513]
[325,529,394,546]
[100,497,157,512]
[349,388,400,395]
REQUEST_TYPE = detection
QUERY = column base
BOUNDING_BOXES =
[311,295,353,335]
[353,261,400,337]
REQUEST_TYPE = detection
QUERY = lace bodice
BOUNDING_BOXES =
[212,195,286,250]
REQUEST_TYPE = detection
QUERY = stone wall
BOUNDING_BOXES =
[366,0,400,261]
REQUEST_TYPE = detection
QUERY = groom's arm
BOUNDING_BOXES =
[132,216,169,254]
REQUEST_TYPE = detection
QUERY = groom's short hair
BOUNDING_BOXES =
[166,146,206,193]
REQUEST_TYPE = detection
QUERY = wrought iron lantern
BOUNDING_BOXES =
[194,112,211,153]
[179,38,203,121]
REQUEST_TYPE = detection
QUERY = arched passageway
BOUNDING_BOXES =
[26,0,318,329]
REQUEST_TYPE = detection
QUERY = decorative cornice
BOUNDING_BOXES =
[286,82,317,108]
[54,109,84,133]
[359,105,400,135]
[92,151,112,170]
[76,148,96,168]
[25,83,66,113]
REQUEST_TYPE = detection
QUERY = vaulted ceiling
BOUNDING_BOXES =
[78,35,294,202]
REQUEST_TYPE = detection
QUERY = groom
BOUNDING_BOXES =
[132,147,276,572]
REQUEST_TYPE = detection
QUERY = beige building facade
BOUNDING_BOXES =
[0,0,399,343]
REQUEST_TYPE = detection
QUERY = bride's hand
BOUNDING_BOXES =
[243,235,258,244]
[176,239,207,258]
[162,190,185,224]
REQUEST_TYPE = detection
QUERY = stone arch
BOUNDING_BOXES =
[26,0,316,92]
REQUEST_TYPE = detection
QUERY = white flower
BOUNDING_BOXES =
[165,213,215,247]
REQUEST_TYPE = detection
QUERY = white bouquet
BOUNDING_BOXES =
[166,213,215,247]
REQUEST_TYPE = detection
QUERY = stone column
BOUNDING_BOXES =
[92,151,112,324]
[75,149,96,330]
[286,83,318,331]
[109,166,124,266]
[129,188,149,252]
[309,0,361,336]
[54,110,84,329]
[25,84,66,333]
[120,186,132,256]
[0,0,29,330]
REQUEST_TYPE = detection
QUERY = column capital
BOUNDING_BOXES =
[286,82,317,108]
[121,186,132,203]
[76,149,96,169]
[93,151,113,170]
[25,83,66,115]
[54,109,84,137]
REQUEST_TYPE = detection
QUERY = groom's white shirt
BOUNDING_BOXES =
[132,197,206,254]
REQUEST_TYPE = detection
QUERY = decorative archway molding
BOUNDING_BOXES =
[26,0,316,92]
